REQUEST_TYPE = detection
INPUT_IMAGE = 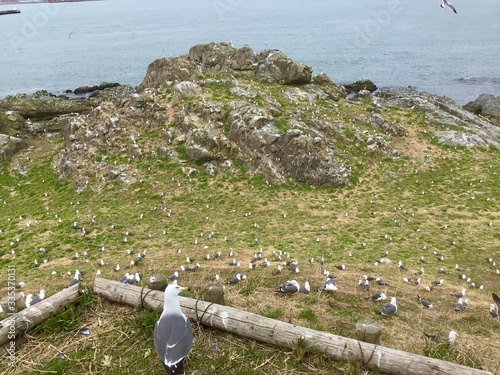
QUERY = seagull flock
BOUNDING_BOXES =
[0,143,497,375]
[2,193,498,344]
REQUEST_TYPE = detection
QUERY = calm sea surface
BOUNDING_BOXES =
[1,0,499,104]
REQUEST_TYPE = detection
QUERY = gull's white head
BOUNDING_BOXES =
[448,331,457,343]
[165,283,186,296]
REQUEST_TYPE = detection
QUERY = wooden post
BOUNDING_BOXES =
[203,284,225,305]
[0,284,79,346]
[0,292,27,313]
[94,278,492,375]
[147,275,169,291]
[356,318,381,345]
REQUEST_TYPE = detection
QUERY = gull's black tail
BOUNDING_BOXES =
[163,360,185,375]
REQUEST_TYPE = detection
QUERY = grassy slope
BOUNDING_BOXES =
[0,93,499,375]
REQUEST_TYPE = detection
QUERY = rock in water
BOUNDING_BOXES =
[344,79,377,93]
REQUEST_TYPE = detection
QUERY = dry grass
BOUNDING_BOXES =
[1,92,499,374]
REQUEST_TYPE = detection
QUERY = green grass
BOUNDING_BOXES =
[1,77,500,375]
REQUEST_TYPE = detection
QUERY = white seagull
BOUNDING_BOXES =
[154,284,193,375]
[440,0,457,14]
[377,297,397,316]
[277,280,300,293]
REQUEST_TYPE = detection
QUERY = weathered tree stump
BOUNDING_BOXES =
[356,318,381,345]
[203,284,225,305]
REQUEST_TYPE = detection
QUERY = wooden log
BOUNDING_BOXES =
[203,284,225,305]
[0,284,80,346]
[356,318,381,345]
[94,278,492,375]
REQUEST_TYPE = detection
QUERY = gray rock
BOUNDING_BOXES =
[312,73,347,101]
[0,134,26,161]
[188,42,236,67]
[138,43,312,91]
[344,79,377,93]
[105,170,121,181]
[88,85,135,105]
[283,87,317,102]
[435,131,489,148]
[42,43,498,190]
[0,111,26,136]
[350,89,372,101]
[374,87,500,148]
[463,94,500,126]
[174,81,202,98]
[0,90,92,120]
[229,86,257,98]
[73,82,121,95]
[255,50,312,85]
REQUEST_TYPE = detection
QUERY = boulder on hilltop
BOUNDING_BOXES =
[138,42,314,90]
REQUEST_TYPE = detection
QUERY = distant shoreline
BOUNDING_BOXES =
[0,0,102,5]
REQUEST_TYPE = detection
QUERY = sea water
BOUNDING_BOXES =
[0,0,499,104]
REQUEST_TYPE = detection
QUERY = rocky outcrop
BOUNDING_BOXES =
[0,90,92,120]
[0,111,26,136]
[73,82,121,95]
[138,42,312,91]
[344,79,377,93]
[0,134,26,161]
[463,94,500,126]
[373,87,500,148]
[2,43,499,189]
[0,86,136,161]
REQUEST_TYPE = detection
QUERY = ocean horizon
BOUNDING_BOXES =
[1,0,499,105]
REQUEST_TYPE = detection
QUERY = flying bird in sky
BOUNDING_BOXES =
[440,0,457,14]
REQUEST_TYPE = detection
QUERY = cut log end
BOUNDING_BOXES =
[355,318,381,345]
[203,284,225,305]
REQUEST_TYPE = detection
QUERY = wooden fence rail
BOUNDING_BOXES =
[0,284,79,346]
[94,278,492,375]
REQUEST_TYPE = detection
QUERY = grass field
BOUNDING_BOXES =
[0,92,499,375]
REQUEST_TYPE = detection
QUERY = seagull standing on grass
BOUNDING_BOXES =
[417,295,433,309]
[154,284,193,375]
[440,0,457,14]
[377,297,397,316]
